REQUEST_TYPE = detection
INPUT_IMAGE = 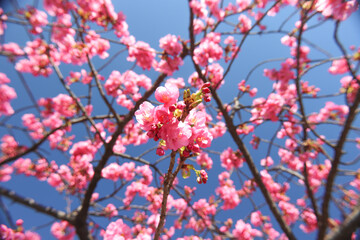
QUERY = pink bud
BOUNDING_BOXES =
[177,102,186,109]
[197,176,202,184]
[182,149,190,158]
[16,219,24,226]
[202,82,211,88]
[202,87,210,94]
[169,105,176,112]
[147,130,155,138]
[156,147,165,156]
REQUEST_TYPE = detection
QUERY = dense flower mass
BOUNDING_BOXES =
[135,83,213,154]
[0,0,359,239]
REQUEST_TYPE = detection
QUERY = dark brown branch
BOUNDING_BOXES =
[154,151,177,240]
[325,203,360,240]
[0,186,74,223]
[318,21,360,240]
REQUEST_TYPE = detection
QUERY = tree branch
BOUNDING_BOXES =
[0,186,73,223]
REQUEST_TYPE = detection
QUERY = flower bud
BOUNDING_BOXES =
[169,105,176,112]
[202,87,211,94]
[202,82,211,89]
[156,147,165,156]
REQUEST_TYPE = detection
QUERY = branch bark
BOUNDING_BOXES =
[0,186,74,223]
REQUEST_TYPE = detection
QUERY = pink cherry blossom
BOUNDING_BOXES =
[193,32,223,66]
[51,221,75,240]
[159,120,192,151]
[155,83,180,107]
[315,0,357,21]
[278,201,299,225]
[216,172,241,209]
[299,208,317,233]
[232,220,262,240]
[237,14,252,33]
[127,40,156,70]
[159,34,183,56]
[328,58,351,75]
[0,8,7,35]
[23,6,48,34]
[102,219,132,240]
[220,147,245,170]
[103,203,118,218]
[135,101,156,131]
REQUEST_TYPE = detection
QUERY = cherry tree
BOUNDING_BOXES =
[0,0,359,239]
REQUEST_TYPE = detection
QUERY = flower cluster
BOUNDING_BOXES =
[135,82,213,156]
[1,219,41,240]
[0,73,16,116]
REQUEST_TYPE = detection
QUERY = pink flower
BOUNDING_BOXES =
[193,19,205,34]
[135,101,156,131]
[190,0,208,19]
[22,113,44,139]
[44,0,72,16]
[209,121,227,138]
[315,0,357,21]
[281,35,297,47]
[278,201,299,225]
[113,12,129,38]
[328,58,351,75]
[0,165,13,182]
[85,30,110,59]
[236,123,255,135]
[102,219,132,240]
[237,0,251,10]
[52,94,77,117]
[155,83,179,107]
[250,93,285,124]
[238,14,252,33]
[166,77,185,89]
[0,73,17,116]
[232,220,262,240]
[155,56,183,75]
[216,183,240,210]
[220,147,245,170]
[103,203,118,218]
[159,120,192,151]
[250,211,264,227]
[1,42,25,57]
[206,63,224,89]
[192,127,213,148]
[159,34,183,56]
[128,41,156,70]
[135,165,153,185]
[15,39,55,77]
[260,156,274,167]
[196,152,213,170]
[24,6,48,34]
[51,221,75,240]
[300,209,317,233]
[102,162,122,181]
[0,8,7,35]
[316,101,349,123]
[340,75,359,103]
[193,32,223,66]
